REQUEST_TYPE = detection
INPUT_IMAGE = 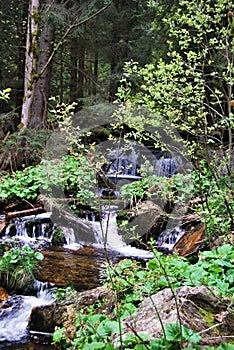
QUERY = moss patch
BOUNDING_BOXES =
[197,307,217,330]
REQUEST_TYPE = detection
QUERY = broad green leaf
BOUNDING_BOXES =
[34,252,44,261]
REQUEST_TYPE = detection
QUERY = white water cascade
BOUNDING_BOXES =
[0,282,55,343]
[1,211,153,258]
[3,212,53,246]
[91,206,153,259]
[155,226,186,250]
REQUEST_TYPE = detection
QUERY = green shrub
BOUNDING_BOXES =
[193,163,234,239]
[0,245,44,292]
[0,154,96,203]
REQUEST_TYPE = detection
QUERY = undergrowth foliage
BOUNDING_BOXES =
[0,154,96,203]
[0,245,43,292]
[0,128,50,170]
[52,243,234,349]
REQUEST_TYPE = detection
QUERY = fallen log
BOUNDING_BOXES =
[37,194,94,242]
[5,205,44,219]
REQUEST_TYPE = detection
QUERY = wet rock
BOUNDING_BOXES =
[29,285,114,335]
[118,201,167,246]
[36,246,122,291]
[0,287,9,308]
[120,286,234,347]
[0,287,9,302]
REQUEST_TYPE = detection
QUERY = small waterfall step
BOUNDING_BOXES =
[91,205,154,259]
[0,282,55,344]
[1,212,54,246]
[155,216,206,257]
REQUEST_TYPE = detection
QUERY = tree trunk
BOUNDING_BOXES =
[93,51,98,95]
[77,38,85,109]
[30,0,55,129]
[59,44,64,101]
[15,0,28,118]
[21,0,40,127]
[86,50,92,96]
[70,37,78,104]
[109,59,117,102]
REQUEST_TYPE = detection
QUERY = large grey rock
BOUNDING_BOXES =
[121,286,234,347]
[118,200,167,244]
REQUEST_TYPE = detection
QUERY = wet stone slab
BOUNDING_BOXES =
[36,245,123,291]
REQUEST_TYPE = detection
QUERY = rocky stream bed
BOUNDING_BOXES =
[0,198,232,349]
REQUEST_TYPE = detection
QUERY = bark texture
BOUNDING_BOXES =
[21,0,40,127]
[30,0,55,128]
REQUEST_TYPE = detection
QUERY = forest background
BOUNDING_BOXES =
[1,1,234,349]
[1,0,234,238]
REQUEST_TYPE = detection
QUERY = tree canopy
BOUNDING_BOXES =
[1,0,234,240]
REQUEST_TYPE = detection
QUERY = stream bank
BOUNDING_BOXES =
[0,175,206,349]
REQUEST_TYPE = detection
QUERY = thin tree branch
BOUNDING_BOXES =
[125,322,151,350]
[38,3,111,79]
[206,335,234,340]
[44,0,57,13]
[198,322,223,334]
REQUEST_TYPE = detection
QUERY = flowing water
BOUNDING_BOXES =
[0,282,55,349]
[3,212,53,246]
[91,205,153,259]
[102,145,180,179]
[0,209,153,348]
[1,204,154,259]
[0,202,180,347]
[0,149,183,347]
[155,226,186,250]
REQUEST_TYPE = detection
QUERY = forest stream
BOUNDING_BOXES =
[0,207,155,349]
[0,153,192,348]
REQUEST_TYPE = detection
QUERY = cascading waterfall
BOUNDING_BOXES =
[102,148,139,177]
[101,147,179,183]
[1,209,153,258]
[91,147,182,254]
[0,148,181,253]
[3,213,53,246]
[0,144,187,348]
[1,213,83,249]
[91,205,153,258]
[154,155,178,178]
[62,226,83,249]
[0,282,55,343]
[155,226,186,250]
[92,206,126,247]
